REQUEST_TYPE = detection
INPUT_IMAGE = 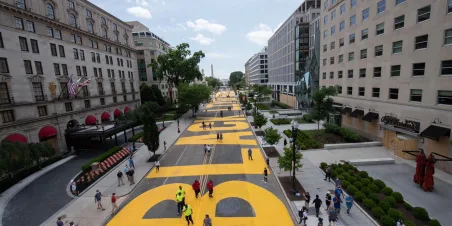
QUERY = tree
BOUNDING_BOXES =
[311,87,337,130]
[277,147,303,177]
[246,102,252,112]
[135,102,160,156]
[177,83,211,117]
[140,83,156,104]
[149,43,205,104]
[205,77,223,89]
[253,113,268,128]
[263,127,281,152]
[228,71,246,90]
[150,85,166,106]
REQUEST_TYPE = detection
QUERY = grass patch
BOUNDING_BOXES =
[157,114,175,122]
[283,129,323,150]
[128,131,144,142]
[271,118,291,125]
[269,110,279,114]
[255,103,270,110]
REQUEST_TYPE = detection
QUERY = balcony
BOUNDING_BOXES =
[0,97,13,105]
[35,94,48,102]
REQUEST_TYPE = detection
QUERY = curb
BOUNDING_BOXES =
[245,115,299,225]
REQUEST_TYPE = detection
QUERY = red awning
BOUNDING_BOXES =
[3,133,28,143]
[124,106,131,114]
[85,115,97,125]
[38,126,57,141]
[113,109,122,118]
[101,112,111,121]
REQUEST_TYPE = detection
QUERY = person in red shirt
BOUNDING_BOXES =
[192,180,201,198]
[111,193,119,215]
[207,180,214,198]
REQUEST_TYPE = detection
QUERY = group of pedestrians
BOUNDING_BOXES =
[216,133,223,141]
[175,180,215,225]
[120,163,135,186]
[204,144,212,154]
[201,121,213,130]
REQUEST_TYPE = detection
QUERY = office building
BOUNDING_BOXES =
[320,0,452,172]
[246,46,268,85]
[0,0,140,152]
[268,0,321,108]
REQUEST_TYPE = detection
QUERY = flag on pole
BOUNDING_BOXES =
[77,77,92,88]
[68,76,76,96]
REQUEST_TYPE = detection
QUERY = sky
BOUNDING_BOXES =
[90,0,302,79]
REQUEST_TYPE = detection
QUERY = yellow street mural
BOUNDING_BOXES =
[107,91,294,226]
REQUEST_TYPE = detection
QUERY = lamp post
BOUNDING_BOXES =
[291,120,299,192]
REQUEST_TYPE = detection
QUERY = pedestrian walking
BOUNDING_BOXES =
[204,144,207,154]
[325,191,332,210]
[117,170,125,186]
[219,133,223,141]
[207,180,214,198]
[335,185,344,203]
[345,195,353,215]
[302,206,308,226]
[94,190,105,210]
[164,141,167,150]
[124,165,130,182]
[155,160,160,172]
[327,206,338,226]
[248,148,253,160]
[111,193,119,215]
[71,180,78,196]
[56,217,64,226]
[192,180,201,198]
[176,192,184,215]
[216,133,219,141]
[333,195,341,214]
[128,168,135,185]
[203,214,212,226]
[324,166,331,182]
[202,121,206,130]
[129,156,135,169]
[206,144,211,154]
[209,122,212,129]
[312,195,323,218]
[304,192,311,208]
[183,204,194,225]
[177,185,186,204]
[263,168,268,183]
[177,119,180,126]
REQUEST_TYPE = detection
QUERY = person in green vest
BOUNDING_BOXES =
[176,185,186,204]
[183,204,194,225]
[176,192,184,215]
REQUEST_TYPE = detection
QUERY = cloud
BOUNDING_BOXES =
[190,34,215,45]
[176,23,187,30]
[207,53,232,59]
[141,0,149,6]
[245,23,275,46]
[127,7,152,19]
[186,19,226,35]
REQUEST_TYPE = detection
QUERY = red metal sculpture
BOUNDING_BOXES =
[422,153,436,192]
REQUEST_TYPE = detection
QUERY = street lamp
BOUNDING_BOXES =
[291,120,299,193]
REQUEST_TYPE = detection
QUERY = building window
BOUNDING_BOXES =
[54,63,60,75]
[440,60,452,75]
[445,29,452,45]
[88,21,94,33]
[47,27,53,36]
[348,70,354,78]
[374,45,383,57]
[100,97,105,105]
[323,59,327,66]
[374,67,382,77]
[360,49,367,59]
[1,110,15,123]
[19,37,28,51]
[331,41,335,50]
[338,71,343,78]
[71,34,76,43]
[438,90,452,105]
[0,83,9,107]
[338,54,343,63]
[31,39,39,53]
[89,40,94,48]
[77,36,82,44]
[359,87,365,96]
[330,72,334,79]
[410,89,422,102]
[349,33,355,44]
[24,60,33,74]
[362,8,369,21]
[96,53,100,63]
[82,66,87,76]
[322,72,326,79]
[396,0,405,6]
[62,64,68,75]
[359,68,366,78]
[26,21,35,33]
[93,67,98,77]
[350,15,356,26]
[331,10,336,20]
[68,0,74,8]
[348,52,354,61]
[412,63,425,76]
[0,58,9,73]
[372,88,380,98]
[323,44,327,52]
[59,45,65,57]
[376,23,384,35]
[102,28,108,39]
[361,29,368,40]
[392,41,403,54]
[324,30,328,38]
[339,21,345,31]
[50,43,57,56]
[337,86,342,94]
[448,0,452,14]
[65,102,73,112]
[331,26,336,35]
[339,38,344,47]
[105,55,109,64]
[32,82,44,101]
[69,14,77,27]
[98,68,103,77]
[417,5,431,23]
[389,88,399,100]
[391,65,401,77]
[113,96,117,103]
[351,0,356,8]
[377,0,386,14]
[394,15,405,30]
[16,0,25,8]
[414,35,428,50]
[324,15,328,25]
[330,57,335,64]
[15,17,24,30]
[114,33,119,42]
[91,52,95,62]
[347,87,353,95]
[0,32,3,48]
[80,50,85,60]
[37,105,47,116]
[94,41,98,49]
[35,61,43,74]
[73,48,79,59]
[340,3,345,14]
[54,30,61,39]
[84,100,91,108]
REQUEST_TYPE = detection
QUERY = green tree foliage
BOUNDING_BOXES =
[311,86,337,130]
[263,127,281,147]
[277,147,303,177]
[228,71,245,90]
[0,141,55,174]
[177,83,211,116]
[150,84,166,106]
[205,77,223,89]
[252,84,272,102]
[136,102,160,156]
[253,113,268,128]
[139,83,166,106]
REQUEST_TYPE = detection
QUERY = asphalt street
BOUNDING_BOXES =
[1,127,142,226]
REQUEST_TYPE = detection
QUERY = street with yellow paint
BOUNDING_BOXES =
[107,90,295,226]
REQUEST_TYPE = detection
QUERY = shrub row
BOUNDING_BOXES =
[320,162,441,226]
[302,114,314,123]
[323,123,361,142]
[255,103,270,110]
[128,131,144,142]
[284,129,323,150]
[81,146,123,172]
[271,100,291,109]
[271,118,291,125]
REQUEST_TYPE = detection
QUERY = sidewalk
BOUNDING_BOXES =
[41,111,194,226]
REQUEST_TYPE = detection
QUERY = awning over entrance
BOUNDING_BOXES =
[362,112,379,122]
[341,107,352,115]
[350,109,364,118]
[113,109,122,119]
[85,115,97,125]
[420,125,451,141]
[124,106,131,114]
[101,112,111,122]
[38,126,57,141]
[3,133,28,143]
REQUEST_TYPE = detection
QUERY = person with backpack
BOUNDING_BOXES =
[94,190,105,210]
[117,170,124,187]
[325,191,332,210]
[328,206,338,225]
[312,194,323,217]
[128,168,135,185]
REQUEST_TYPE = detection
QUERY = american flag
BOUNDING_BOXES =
[68,76,76,96]
[77,77,92,88]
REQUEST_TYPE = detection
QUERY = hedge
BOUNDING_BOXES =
[270,118,291,125]
[320,162,442,226]
[302,114,314,123]
[271,100,291,109]
[128,131,144,142]
[283,129,323,150]
[81,146,123,172]
[323,123,361,142]
[255,103,270,110]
